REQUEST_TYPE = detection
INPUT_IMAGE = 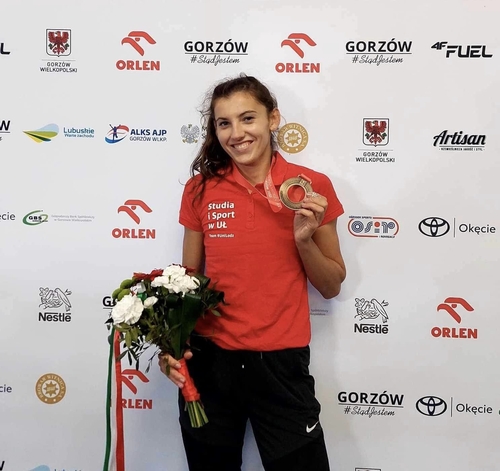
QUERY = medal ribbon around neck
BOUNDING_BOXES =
[279,174,313,210]
[263,171,283,213]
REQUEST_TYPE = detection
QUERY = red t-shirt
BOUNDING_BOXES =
[179,152,344,350]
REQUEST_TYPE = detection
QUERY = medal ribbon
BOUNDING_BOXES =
[231,157,283,212]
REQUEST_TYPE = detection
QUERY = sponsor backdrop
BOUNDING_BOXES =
[1,0,499,470]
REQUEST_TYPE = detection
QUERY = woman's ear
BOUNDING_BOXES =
[269,108,281,132]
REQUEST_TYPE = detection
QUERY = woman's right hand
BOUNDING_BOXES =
[158,349,193,389]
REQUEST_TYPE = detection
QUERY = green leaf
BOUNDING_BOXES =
[125,331,132,348]
[168,307,183,359]
[179,293,203,355]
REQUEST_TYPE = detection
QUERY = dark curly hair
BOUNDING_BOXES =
[190,74,278,196]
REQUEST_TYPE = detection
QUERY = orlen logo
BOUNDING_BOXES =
[112,199,155,239]
[419,217,450,237]
[348,216,399,238]
[105,124,129,144]
[116,31,160,71]
[431,297,477,339]
[431,41,492,58]
[121,369,153,409]
[276,33,319,74]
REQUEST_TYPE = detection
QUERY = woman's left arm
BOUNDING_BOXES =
[294,194,346,299]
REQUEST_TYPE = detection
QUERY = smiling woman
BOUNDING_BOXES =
[158,74,346,471]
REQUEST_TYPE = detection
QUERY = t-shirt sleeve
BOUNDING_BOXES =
[314,172,344,226]
[179,177,203,232]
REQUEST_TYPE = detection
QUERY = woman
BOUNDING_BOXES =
[160,75,346,471]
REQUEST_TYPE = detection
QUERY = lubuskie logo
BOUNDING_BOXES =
[276,33,319,73]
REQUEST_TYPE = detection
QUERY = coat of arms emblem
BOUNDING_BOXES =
[46,29,71,57]
[363,118,389,146]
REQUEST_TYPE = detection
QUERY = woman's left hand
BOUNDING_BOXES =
[293,192,328,243]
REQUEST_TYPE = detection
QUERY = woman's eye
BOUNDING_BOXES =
[243,116,254,122]
[218,121,229,127]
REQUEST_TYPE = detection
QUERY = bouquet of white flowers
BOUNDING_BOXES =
[106,264,224,428]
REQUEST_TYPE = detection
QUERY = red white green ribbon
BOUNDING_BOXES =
[103,328,125,471]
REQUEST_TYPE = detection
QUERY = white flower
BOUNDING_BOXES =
[143,296,158,308]
[111,294,144,325]
[130,282,146,295]
[163,265,188,278]
[151,265,200,295]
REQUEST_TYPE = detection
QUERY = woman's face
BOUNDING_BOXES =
[213,91,280,172]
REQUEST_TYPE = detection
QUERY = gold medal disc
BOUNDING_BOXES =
[279,177,313,210]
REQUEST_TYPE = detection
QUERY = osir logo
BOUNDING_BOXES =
[36,373,66,404]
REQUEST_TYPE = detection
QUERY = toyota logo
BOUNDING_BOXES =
[419,217,450,237]
[416,396,448,416]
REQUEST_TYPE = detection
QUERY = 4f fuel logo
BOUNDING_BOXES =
[431,42,492,58]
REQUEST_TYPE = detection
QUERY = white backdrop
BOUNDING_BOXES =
[1,1,500,470]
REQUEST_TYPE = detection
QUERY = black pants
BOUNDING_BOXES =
[178,335,330,471]
[181,425,330,471]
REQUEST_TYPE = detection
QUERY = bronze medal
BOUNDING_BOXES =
[279,176,313,210]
